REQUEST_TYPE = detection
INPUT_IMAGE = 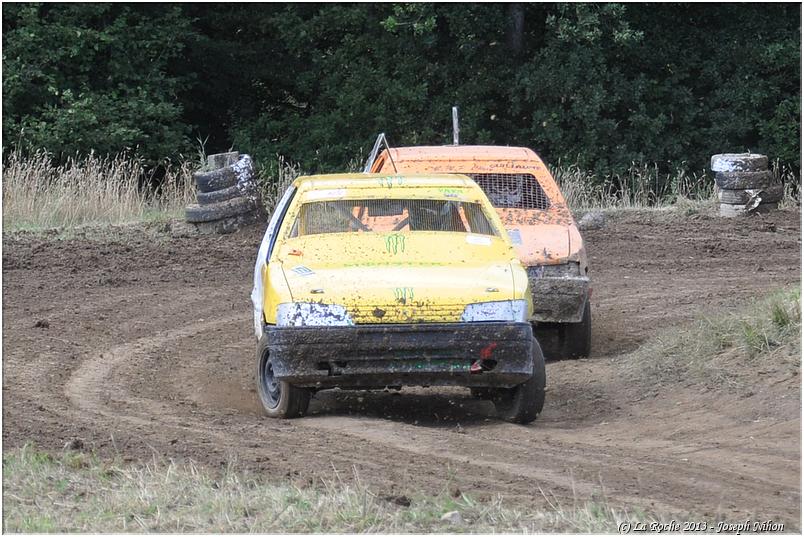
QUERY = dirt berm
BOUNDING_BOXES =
[2,208,801,525]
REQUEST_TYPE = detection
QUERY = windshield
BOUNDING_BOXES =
[291,198,498,237]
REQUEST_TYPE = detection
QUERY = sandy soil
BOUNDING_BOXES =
[3,208,801,525]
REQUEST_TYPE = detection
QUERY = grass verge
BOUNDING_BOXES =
[3,444,664,533]
[622,287,801,389]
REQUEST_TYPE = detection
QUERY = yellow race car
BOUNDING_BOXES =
[251,173,546,423]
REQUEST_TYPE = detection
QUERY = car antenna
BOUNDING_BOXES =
[363,132,397,173]
[452,105,460,145]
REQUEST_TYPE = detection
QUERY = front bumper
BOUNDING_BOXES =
[528,268,590,323]
[264,322,534,389]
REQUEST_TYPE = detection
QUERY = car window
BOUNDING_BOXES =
[290,198,498,237]
[466,173,551,210]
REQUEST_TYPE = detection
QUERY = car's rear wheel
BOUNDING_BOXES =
[559,297,592,359]
[492,338,546,424]
[256,335,310,418]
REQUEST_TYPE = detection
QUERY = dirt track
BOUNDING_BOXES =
[3,209,801,525]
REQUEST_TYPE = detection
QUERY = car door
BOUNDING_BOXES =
[251,186,297,339]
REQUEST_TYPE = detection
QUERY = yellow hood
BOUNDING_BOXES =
[278,232,522,323]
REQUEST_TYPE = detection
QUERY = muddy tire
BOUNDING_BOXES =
[197,183,255,205]
[256,334,311,418]
[559,297,592,359]
[714,170,773,190]
[719,201,777,218]
[718,184,783,205]
[492,338,546,424]
[710,153,768,173]
[194,167,238,193]
[185,196,259,223]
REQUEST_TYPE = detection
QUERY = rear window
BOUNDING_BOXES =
[291,198,498,237]
[466,173,551,210]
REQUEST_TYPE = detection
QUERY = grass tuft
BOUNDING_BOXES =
[622,288,801,388]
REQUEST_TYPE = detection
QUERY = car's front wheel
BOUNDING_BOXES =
[256,334,310,418]
[492,338,546,424]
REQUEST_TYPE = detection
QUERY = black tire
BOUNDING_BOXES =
[714,170,772,190]
[185,196,259,223]
[559,297,592,359]
[197,183,256,205]
[710,153,768,173]
[256,334,311,418]
[717,184,783,205]
[194,167,238,193]
[492,338,546,424]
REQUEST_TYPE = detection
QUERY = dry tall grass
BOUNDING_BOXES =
[256,157,800,214]
[553,160,800,211]
[4,150,798,231]
[552,162,715,210]
[255,156,300,216]
[772,159,801,210]
[2,150,194,230]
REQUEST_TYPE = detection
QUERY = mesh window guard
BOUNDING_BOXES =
[466,173,551,210]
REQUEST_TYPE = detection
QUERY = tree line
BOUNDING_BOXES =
[3,3,800,179]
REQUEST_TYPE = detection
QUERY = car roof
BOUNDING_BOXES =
[382,145,540,162]
[292,172,478,190]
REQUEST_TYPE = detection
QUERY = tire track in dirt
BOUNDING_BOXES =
[4,210,801,524]
[298,405,798,519]
[61,315,498,492]
[60,313,634,511]
[64,316,242,431]
[64,307,798,522]
[60,314,387,477]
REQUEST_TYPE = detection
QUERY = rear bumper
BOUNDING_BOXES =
[529,273,590,323]
[263,322,534,389]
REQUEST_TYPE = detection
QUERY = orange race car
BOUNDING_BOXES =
[365,142,591,359]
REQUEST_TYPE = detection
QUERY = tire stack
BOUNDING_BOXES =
[711,153,781,217]
[185,152,265,234]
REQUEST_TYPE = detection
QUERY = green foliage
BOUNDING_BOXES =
[2,3,800,179]
[2,3,194,164]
